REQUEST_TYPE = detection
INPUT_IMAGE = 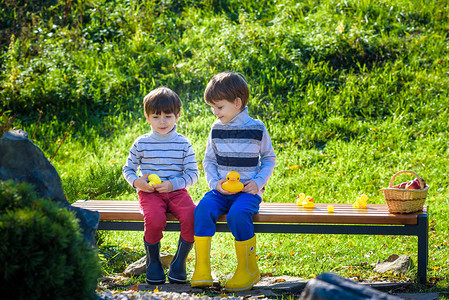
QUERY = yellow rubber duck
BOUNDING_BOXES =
[352,194,368,208]
[302,196,315,208]
[222,171,244,193]
[327,205,334,213]
[148,174,162,186]
[296,193,306,206]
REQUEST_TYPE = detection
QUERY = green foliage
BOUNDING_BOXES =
[2,0,449,129]
[0,180,101,300]
[63,164,133,201]
[0,110,16,138]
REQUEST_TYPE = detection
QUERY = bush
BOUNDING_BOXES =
[0,180,101,300]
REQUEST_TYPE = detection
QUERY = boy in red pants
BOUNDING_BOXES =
[123,87,199,284]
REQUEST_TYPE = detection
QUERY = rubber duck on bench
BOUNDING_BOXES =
[222,171,244,193]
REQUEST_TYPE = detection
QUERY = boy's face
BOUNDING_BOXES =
[208,98,242,124]
[145,111,180,135]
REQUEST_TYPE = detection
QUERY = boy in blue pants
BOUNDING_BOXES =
[191,72,276,291]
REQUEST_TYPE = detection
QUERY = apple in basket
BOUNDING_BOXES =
[393,177,427,189]
[405,178,427,190]
[392,181,408,189]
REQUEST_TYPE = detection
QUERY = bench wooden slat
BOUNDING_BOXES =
[72,200,425,225]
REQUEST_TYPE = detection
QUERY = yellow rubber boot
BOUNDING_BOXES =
[225,236,261,292]
[190,236,213,288]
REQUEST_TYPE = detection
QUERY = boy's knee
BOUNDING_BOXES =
[226,208,251,225]
[179,208,195,226]
[194,202,210,219]
[186,202,196,215]
[144,215,166,231]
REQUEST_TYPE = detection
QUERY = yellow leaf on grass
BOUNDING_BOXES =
[337,21,345,34]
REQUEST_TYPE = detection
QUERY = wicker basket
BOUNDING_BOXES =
[382,170,429,214]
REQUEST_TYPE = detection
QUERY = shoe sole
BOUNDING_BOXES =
[224,275,261,292]
[146,279,166,285]
[190,280,213,288]
[167,274,186,284]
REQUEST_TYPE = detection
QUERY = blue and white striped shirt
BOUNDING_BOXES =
[123,125,199,191]
[203,107,276,196]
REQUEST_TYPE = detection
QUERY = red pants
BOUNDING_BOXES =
[138,189,196,244]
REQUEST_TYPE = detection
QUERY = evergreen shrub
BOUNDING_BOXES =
[0,180,101,300]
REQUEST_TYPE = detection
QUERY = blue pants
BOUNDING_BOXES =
[194,190,262,241]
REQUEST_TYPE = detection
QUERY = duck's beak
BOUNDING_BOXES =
[230,177,236,181]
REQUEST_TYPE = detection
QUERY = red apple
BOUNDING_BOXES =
[393,181,408,189]
[405,178,425,190]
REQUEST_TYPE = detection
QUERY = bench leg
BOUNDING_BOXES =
[417,215,428,284]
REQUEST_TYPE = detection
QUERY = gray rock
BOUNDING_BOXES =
[124,256,147,276]
[160,252,174,269]
[0,129,100,245]
[0,130,67,202]
[394,293,440,300]
[123,253,174,276]
[374,254,411,275]
[1,129,29,140]
[300,272,401,300]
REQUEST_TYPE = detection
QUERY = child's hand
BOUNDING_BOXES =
[152,180,173,193]
[216,179,233,195]
[242,180,258,195]
[133,173,155,193]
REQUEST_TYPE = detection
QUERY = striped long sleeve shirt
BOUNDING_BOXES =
[122,125,199,191]
[203,107,276,196]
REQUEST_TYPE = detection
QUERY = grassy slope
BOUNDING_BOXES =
[1,0,448,295]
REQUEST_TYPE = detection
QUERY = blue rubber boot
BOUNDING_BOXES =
[168,236,194,284]
[144,238,166,284]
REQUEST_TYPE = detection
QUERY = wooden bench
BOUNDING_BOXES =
[72,200,428,283]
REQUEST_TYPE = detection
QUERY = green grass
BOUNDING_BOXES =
[1,0,449,297]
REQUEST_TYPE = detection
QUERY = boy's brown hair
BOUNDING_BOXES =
[204,72,249,109]
[143,87,182,116]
